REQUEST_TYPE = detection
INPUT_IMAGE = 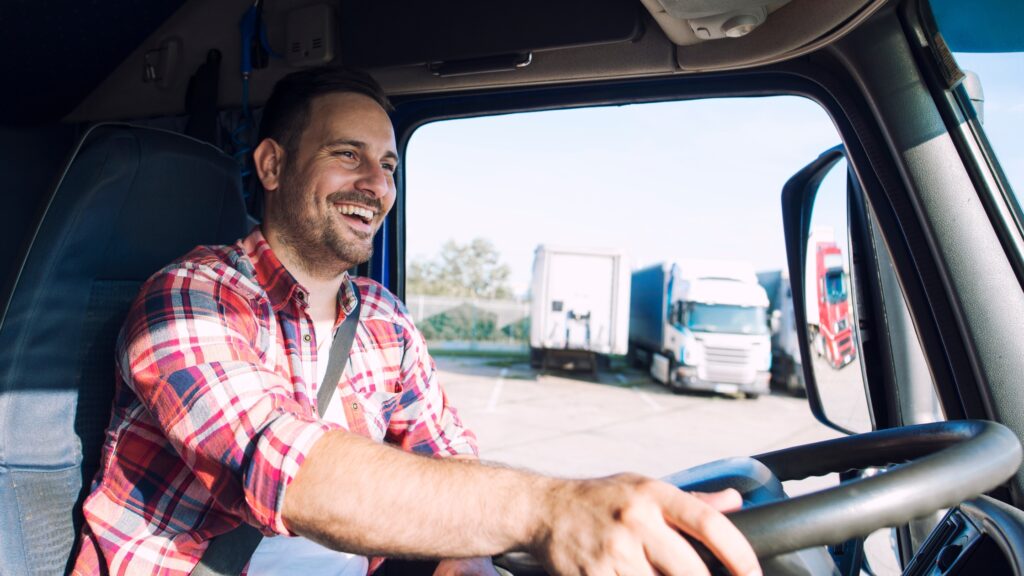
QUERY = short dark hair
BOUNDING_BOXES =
[258,66,392,156]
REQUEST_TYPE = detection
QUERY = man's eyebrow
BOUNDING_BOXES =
[323,138,400,163]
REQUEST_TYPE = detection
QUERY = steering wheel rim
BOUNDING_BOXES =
[729,420,1022,559]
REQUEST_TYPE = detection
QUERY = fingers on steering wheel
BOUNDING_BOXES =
[641,525,711,576]
[690,488,744,513]
[662,490,761,576]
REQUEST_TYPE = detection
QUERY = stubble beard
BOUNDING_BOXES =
[271,165,376,279]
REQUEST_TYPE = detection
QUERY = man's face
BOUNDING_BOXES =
[268,92,398,276]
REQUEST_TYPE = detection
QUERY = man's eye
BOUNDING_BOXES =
[335,150,357,161]
[382,162,397,174]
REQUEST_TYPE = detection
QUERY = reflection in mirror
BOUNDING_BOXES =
[805,158,872,433]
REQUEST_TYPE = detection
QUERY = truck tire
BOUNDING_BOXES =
[529,347,544,369]
[626,344,643,369]
[787,367,807,397]
[663,353,686,394]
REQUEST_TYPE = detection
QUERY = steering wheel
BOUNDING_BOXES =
[495,420,1021,575]
[724,420,1021,559]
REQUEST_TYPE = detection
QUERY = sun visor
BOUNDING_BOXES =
[338,0,644,70]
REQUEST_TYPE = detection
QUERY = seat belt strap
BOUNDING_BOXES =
[191,282,362,576]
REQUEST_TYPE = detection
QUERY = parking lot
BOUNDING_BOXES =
[438,352,901,574]
[438,354,843,484]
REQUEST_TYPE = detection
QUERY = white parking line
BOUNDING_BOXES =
[485,368,508,413]
[636,390,662,411]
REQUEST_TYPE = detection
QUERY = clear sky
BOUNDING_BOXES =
[405,52,1022,297]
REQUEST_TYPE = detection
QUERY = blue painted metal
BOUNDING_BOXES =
[931,0,1024,52]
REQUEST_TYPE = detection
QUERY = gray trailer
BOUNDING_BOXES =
[757,269,804,395]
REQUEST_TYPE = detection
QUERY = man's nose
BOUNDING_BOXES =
[355,162,392,198]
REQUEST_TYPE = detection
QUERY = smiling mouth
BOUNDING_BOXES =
[335,203,376,224]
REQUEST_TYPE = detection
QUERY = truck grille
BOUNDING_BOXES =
[704,346,751,365]
[838,336,854,354]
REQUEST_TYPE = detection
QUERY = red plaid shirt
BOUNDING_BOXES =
[72,228,477,575]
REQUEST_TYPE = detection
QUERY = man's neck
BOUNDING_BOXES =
[263,226,348,322]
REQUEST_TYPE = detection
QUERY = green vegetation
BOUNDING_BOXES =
[407,238,514,299]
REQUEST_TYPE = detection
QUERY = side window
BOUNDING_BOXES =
[948,50,1023,207]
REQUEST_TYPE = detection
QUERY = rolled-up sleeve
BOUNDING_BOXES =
[121,265,338,536]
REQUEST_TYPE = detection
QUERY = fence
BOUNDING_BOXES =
[405,293,530,352]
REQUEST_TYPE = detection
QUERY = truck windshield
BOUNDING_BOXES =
[824,271,848,303]
[686,303,768,335]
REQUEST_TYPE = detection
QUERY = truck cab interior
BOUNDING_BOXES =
[2,0,1023,574]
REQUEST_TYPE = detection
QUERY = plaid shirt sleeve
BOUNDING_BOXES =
[378,291,478,458]
[121,260,339,536]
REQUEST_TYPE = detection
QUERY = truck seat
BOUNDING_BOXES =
[0,124,249,574]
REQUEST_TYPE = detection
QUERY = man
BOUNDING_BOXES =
[73,66,761,576]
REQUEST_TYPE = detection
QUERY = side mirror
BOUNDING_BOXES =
[781,145,871,434]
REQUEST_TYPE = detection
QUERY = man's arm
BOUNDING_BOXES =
[282,431,761,576]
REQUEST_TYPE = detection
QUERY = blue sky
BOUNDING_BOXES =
[405,53,1022,296]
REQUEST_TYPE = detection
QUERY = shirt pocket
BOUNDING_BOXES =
[362,388,403,436]
[348,331,406,437]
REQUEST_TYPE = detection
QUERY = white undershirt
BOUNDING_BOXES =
[248,321,369,576]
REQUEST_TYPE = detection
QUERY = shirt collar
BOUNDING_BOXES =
[243,227,355,320]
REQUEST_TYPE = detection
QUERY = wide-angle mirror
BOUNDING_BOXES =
[798,152,873,434]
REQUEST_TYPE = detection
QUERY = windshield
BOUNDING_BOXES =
[824,271,848,304]
[686,303,768,335]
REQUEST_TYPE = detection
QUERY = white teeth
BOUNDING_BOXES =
[337,204,375,221]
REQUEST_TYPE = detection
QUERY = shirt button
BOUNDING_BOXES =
[303,334,311,342]
[351,402,360,411]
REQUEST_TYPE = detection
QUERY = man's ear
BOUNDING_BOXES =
[253,138,285,192]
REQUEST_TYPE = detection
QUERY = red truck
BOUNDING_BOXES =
[805,229,857,369]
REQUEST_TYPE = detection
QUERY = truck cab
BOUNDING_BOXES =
[3,0,1024,574]
[815,241,857,368]
[631,262,772,397]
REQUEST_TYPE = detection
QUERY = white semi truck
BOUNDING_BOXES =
[529,245,631,370]
[629,261,771,397]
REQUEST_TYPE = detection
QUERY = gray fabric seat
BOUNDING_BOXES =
[0,124,249,575]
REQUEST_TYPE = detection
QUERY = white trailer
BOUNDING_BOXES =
[529,245,630,370]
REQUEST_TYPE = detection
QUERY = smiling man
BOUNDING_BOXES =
[72,67,760,576]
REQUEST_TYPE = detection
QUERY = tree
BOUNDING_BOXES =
[407,238,514,299]
[420,303,498,341]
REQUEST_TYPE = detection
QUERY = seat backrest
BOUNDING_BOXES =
[0,124,249,575]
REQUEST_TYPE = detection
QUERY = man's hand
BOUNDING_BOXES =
[533,474,761,576]
[433,557,500,576]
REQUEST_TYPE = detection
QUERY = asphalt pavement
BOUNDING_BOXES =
[436,353,900,575]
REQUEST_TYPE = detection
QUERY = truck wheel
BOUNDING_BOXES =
[529,347,543,369]
[664,355,687,394]
[787,368,807,398]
